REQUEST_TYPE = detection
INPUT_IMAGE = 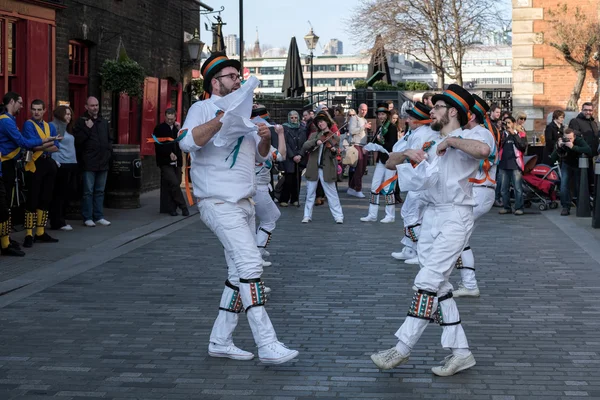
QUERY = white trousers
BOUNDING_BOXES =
[254,185,281,249]
[303,169,344,221]
[400,191,425,248]
[365,162,396,220]
[395,204,474,350]
[199,198,278,348]
[458,186,496,289]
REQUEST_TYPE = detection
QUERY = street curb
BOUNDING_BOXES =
[0,211,199,309]
[543,211,600,266]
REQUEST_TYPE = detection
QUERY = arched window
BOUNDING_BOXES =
[68,40,89,117]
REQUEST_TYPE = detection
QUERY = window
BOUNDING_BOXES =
[260,79,283,88]
[312,64,336,72]
[340,78,359,87]
[339,64,368,72]
[260,66,285,75]
[0,19,18,92]
[69,40,88,77]
[306,78,336,87]
[249,67,256,73]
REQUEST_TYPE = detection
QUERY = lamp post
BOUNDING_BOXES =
[304,27,319,98]
[186,28,204,66]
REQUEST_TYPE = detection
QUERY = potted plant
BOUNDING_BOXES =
[100,47,145,98]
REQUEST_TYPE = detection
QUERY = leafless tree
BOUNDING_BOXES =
[348,0,501,88]
[546,4,600,111]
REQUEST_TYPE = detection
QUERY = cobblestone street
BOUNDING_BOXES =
[0,185,599,400]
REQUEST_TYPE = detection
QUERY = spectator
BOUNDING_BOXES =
[333,106,345,129]
[549,127,592,216]
[421,92,434,108]
[347,103,370,198]
[515,112,528,138]
[279,110,307,207]
[390,110,403,139]
[543,110,565,165]
[498,115,528,215]
[490,104,504,207]
[50,105,77,231]
[73,96,112,227]
[153,108,189,217]
[568,102,598,194]
[386,100,395,111]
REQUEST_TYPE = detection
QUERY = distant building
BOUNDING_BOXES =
[323,39,343,55]
[224,34,240,57]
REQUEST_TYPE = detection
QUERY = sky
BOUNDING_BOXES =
[198,0,512,56]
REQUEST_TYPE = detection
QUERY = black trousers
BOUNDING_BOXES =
[280,167,303,204]
[25,156,58,212]
[50,163,78,229]
[0,176,9,223]
[2,159,18,209]
[159,165,186,213]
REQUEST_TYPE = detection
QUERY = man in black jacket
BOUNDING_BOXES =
[568,102,598,194]
[550,128,592,215]
[153,108,188,216]
[73,96,112,227]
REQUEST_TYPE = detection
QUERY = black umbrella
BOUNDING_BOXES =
[282,37,305,98]
[367,34,392,85]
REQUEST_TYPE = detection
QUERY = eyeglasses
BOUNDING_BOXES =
[518,117,527,121]
[583,109,593,112]
[215,73,242,82]
[432,104,449,110]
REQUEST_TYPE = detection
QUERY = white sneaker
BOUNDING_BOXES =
[404,256,419,265]
[301,217,311,223]
[84,220,96,227]
[60,224,73,231]
[335,219,344,224]
[355,191,365,198]
[347,188,358,197]
[453,283,480,298]
[95,218,111,226]
[260,249,270,258]
[262,260,272,267]
[380,216,395,223]
[208,342,254,361]
[431,353,476,376]
[370,347,410,370]
[360,216,377,222]
[391,247,416,260]
[258,341,299,364]
[264,286,272,294]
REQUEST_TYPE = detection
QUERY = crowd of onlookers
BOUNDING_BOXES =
[0,93,112,257]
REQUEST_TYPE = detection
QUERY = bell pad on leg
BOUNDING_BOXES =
[385,194,395,205]
[37,210,49,228]
[218,280,243,314]
[257,227,272,249]
[239,278,267,311]
[407,289,437,320]
[370,192,379,205]
[433,292,461,326]
[24,211,36,230]
[455,256,463,269]
[404,223,421,243]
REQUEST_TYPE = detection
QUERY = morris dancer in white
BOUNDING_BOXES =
[360,103,398,223]
[179,52,298,364]
[371,84,491,376]
[251,112,286,271]
[389,102,436,263]
[452,94,499,298]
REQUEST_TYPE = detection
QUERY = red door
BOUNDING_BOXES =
[141,77,159,156]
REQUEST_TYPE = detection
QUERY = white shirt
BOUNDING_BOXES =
[255,145,284,186]
[179,95,267,203]
[419,128,490,206]
[348,115,368,146]
[393,125,437,153]
[462,125,497,187]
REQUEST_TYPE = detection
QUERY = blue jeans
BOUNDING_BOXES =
[560,162,579,209]
[500,168,524,211]
[495,170,504,201]
[82,170,108,221]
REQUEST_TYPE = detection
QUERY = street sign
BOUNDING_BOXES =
[243,67,250,80]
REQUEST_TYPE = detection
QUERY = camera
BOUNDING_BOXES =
[559,135,571,147]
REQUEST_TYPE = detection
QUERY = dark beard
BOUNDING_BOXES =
[431,110,449,131]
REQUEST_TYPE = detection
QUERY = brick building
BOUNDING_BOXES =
[0,0,201,191]
[512,0,600,135]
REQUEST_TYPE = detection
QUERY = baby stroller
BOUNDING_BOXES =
[521,155,561,211]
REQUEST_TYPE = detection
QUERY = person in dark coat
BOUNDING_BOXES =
[279,110,307,206]
[568,102,599,194]
[72,96,112,227]
[153,108,189,217]
[543,110,564,165]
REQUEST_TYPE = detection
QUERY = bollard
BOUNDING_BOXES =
[593,160,600,228]
[577,154,591,217]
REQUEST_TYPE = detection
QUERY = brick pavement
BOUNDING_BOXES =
[0,179,599,400]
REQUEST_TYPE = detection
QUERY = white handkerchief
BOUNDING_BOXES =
[396,156,440,192]
[364,142,388,154]
[213,76,260,147]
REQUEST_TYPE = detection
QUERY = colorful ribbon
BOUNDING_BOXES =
[225,136,245,168]
[146,128,188,144]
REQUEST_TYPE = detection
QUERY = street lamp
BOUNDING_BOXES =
[186,28,205,65]
[304,27,319,97]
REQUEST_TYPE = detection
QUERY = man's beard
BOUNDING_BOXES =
[431,110,449,131]
[218,84,240,97]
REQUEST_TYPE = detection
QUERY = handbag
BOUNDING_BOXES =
[342,145,358,167]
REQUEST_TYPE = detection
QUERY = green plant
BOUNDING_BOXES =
[354,79,368,89]
[190,78,204,98]
[396,81,406,90]
[404,81,430,91]
[100,58,146,98]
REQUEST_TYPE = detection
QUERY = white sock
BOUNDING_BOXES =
[395,340,411,357]
[452,348,471,357]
